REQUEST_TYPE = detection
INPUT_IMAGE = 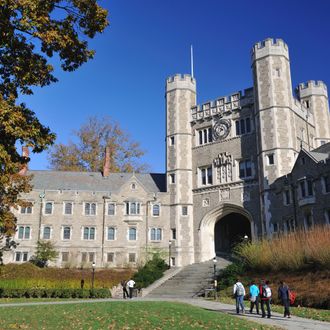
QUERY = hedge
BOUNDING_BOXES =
[0,288,111,299]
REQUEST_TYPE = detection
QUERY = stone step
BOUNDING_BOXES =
[147,256,231,298]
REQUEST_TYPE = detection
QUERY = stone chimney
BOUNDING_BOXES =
[103,146,111,177]
[19,146,29,176]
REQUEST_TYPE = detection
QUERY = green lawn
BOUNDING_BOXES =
[218,296,330,323]
[0,301,280,329]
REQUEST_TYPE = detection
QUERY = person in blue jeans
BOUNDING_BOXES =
[259,280,272,318]
[249,281,260,314]
[233,279,246,314]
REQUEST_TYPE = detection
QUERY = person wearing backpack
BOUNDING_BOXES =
[278,281,291,318]
[233,279,246,314]
[259,280,272,318]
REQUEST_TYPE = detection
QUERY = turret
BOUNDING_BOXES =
[251,38,296,236]
[165,73,196,266]
[296,81,330,147]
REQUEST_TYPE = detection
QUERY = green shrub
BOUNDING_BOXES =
[218,262,246,290]
[133,254,168,289]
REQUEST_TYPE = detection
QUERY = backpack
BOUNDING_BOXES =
[262,285,272,298]
[236,283,244,296]
[288,290,296,305]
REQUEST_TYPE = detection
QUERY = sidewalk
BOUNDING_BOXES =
[140,297,330,330]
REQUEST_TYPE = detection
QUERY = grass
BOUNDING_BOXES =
[217,295,330,322]
[234,226,330,272]
[0,301,281,330]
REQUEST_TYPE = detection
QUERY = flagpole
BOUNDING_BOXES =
[190,45,194,78]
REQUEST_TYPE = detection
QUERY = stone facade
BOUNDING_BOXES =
[5,38,330,267]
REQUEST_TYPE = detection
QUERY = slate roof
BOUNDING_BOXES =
[307,142,330,162]
[28,171,167,193]
[312,142,330,156]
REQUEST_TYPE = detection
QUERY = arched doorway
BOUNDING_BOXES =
[214,212,251,253]
[198,203,254,262]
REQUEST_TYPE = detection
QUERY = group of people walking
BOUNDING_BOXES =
[233,279,292,318]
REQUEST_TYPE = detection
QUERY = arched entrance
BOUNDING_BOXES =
[198,203,254,262]
[214,213,251,253]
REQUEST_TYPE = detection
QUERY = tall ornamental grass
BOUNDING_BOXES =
[0,263,133,290]
[235,226,330,271]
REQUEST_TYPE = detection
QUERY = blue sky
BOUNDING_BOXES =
[24,0,330,173]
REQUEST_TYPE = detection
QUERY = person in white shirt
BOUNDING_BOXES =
[233,279,246,314]
[126,279,136,299]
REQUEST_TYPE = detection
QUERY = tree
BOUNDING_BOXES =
[0,1,108,244]
[30,240,58,267]
[48,116,149,173]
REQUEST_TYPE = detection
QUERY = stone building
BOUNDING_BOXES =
[5,38,330,268]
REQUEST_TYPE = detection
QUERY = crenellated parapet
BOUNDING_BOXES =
[296,80,328,99]
[251,38,289,63]
[191,88,254,121]
[166,74,196,93]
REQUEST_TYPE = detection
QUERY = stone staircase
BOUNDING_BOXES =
[146,257,231,298]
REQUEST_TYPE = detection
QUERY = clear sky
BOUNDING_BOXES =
[24,0,330,173]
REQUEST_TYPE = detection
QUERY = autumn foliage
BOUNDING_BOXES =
[48,116,148,173]
[0,1,108,243]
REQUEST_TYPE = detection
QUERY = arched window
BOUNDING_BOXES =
[152,204,160,216]
[63,226,71,240]
[43,226,51,239]
[107,227,115,240]
[45,202,53,214]
[128,227,137,241]
[64,202,73,215]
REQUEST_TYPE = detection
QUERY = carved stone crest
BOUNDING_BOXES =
[219,189,230,201]
[214,152,233,183]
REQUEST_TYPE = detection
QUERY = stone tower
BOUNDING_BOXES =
[251,38,298,234]
[296,80,330,148]
[166,74,196,266]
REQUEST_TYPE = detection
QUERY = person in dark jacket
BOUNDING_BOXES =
[278,281,291,318]
[121,280,129,299]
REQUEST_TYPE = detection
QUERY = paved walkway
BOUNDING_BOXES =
[0,297,329,330]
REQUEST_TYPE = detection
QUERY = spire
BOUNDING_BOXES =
[190,45,194,79]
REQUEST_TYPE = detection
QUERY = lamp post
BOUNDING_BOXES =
[168,240,172,269]
[91,262,96,291]
[213,256,217,300]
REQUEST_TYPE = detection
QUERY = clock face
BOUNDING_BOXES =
[213,119,231,140]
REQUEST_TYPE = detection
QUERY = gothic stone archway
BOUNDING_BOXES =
[214,213,251,253]
[198,203,253,262]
